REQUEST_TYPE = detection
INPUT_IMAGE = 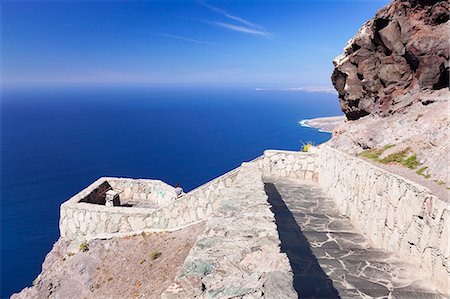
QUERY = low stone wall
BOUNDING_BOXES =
[60,169,241,244]
[257,149,319,181]
[107,177,178,206]
[59,149,322,245]
[162,162,297,298]
[58,145,448,293]
[317,145,449,293]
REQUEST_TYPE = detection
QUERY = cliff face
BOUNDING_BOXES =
[332,0,449,120]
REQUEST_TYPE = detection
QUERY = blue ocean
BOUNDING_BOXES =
[0,85,341,297]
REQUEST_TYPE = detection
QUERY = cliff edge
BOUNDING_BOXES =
[329,0,449,186]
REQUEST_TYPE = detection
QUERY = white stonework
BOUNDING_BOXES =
[317,145,449,294]
[59,170,242,244]
[256,149,319,181]
[57,145,448,294]
[161,162,297,298]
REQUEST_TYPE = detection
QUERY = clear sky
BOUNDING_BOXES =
[1,0,389,88]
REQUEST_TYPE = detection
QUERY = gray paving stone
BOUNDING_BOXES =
[264,179,446,299]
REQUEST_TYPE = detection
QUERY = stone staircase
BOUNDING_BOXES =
[264,178,446,299]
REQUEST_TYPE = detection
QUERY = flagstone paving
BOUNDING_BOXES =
[264,178,446,299]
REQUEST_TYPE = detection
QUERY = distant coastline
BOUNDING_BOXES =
[255,87,338,94]
[299,115,345,133]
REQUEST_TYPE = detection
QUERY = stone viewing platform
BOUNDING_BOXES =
[59,177,179,244]
[13,145,449,298]
[49,145,448,298]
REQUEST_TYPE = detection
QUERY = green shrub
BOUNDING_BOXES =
[360,145,425,171]
[404,154,419,169]
[301,141,314,152]
[359,144,395,161]
[359,149,383,160]
[380,148,411,164]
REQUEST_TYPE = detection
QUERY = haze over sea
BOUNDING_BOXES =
[1,85,341,297]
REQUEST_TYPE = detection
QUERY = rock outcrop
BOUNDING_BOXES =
[332,0,449,120]
[329,0,449,186]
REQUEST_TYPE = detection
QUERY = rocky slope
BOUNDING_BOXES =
[330,0,449,186]
[11,224,205,299]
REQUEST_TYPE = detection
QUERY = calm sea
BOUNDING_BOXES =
[0,85,341,297]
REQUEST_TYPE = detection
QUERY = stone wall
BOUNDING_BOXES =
[58,145,448,293]
[60,169,241,244]
[161,162,297,298]
[59,150,322,244]
[257,149,319,181]
[317,145,449,293]
[107,177,178,206]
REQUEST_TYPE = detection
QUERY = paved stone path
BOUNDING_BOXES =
[264,178,445,299]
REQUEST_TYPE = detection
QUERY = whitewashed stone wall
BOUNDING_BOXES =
[59,150,321,245]
[60,169,241,244]
[58,145,448,293]
[107,177,178,206]
[257,149,319,181]
[162,162,297,298]
[318,145,449,293]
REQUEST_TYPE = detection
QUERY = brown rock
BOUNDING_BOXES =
[331,0,449,120]
[379,21,405,55]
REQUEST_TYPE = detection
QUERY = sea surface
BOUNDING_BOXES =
[0,85,341,297]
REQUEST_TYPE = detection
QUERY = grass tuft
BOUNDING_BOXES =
[302,144,312,152]
[150,251,161,260]
[360,145,422,170]
[79,242,89,252]
[404,154,419,169]
[416,166,431,178]
[300,140,315,152]
[359,149,383,160]
[379,148,411,164]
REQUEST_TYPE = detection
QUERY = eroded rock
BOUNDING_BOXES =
[331,0,449,119]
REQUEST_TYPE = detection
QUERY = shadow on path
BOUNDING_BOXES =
[264,183,341,299]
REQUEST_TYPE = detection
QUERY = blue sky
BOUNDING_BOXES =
[1,0,389,87]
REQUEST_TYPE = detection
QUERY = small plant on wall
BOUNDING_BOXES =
[300,141,315,152]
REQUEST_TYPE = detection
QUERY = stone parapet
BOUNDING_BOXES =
[161,162,297,298]
[60,169,241,244]
[257,149,319,181]
[317,145,449,294]
[57,145,448,294]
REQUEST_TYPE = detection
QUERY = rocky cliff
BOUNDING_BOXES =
[332,0,448,120]
[329,0,449,186]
